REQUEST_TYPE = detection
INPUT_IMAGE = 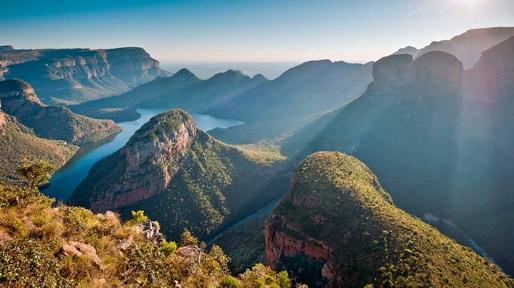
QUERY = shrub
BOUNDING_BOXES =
[128,210,148,225]
[159,241,177,256]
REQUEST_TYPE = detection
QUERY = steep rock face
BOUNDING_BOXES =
[0,79,120,145]
[265,152,512,288]
[0,46,162,104]
[282,38,514,276]
[72,109,285,239]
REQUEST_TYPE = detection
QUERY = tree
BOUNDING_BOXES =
[180,229,199,246]
[16,160,54,191]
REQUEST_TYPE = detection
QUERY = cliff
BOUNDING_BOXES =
[281,39,514,276]
[72,109,286,239]
[0,46,162,104]
[0,79,120,145]
[265,152,513,287]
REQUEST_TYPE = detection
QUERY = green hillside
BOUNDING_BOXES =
[266,152,513,287]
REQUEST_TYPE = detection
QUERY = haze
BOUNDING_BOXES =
[2,0,514,64]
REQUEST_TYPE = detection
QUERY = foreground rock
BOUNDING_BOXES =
[265,152,513,288]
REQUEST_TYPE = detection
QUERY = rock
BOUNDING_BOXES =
[140,220,165,244]
[57,241,102,268]
[0,47,163,104]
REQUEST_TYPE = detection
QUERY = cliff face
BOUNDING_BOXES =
[72,109,285,239]
[0,46,162,104]
[0,79,120,145]
[265,152,512,288]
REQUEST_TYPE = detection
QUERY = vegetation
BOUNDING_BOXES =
[0,168,294,287]
[0,79,121,146]
[73,109,288,240]
[0,114,77,184]
[16,160,54,191]
[271,152,513,287]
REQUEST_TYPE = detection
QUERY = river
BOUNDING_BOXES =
[43,108,243,201]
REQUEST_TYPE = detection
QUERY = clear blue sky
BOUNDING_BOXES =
[1,0,513,63]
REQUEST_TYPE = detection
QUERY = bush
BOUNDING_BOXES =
[128,210,148,225]
[159,241,177,256]
[221,275,241,287]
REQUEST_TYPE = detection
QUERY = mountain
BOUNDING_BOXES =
[265,152,513,287]
[71,109,287,239]
[0,109,77,184]
[0,46,162,104]
[282,37,514,275]
[72,60,372,143]
[70,68,201,121]
[208,60,372,143]
[0,79,120,145]
[392,45,419,56]
[393,27,514,69]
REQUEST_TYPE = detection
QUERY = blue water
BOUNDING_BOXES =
[43,108,243,201]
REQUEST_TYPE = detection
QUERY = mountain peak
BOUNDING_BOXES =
[130,108,197,145]
[171,68,199,81]
[252,73,267,81]
[210,69,250,81]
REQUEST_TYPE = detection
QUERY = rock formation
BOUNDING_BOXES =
[0,46,162,104]
[72,109,285,239]
[265,152,512,288]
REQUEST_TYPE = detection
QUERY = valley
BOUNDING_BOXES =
[43,108,243,200]
[1,4,514,285]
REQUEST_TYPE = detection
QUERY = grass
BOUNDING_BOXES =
[0,181,294,287]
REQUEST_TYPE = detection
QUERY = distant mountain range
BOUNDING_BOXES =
[73,59,373,143]
[0,46,163,104]
[394,27,514,69]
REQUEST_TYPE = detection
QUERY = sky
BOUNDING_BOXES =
[1,0,514,63]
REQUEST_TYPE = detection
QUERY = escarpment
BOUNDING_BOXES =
[265,152,513,288]
[0,79,120,145]
[0,46,162,104]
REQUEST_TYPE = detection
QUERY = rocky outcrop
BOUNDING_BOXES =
[265,152,512,288]
[56,241,102,268]
[0,46,162,104]
[72,109,285,239]
[87,110,197,211]
[140,220,165,245]
[0,79,120,145]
